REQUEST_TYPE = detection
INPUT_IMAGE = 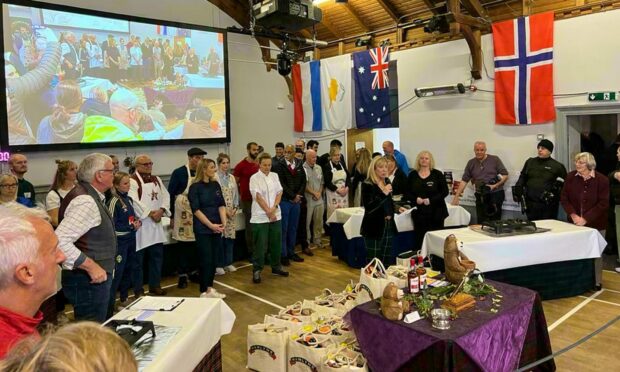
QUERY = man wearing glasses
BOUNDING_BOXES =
[130,154,170,296]
[9,153,35,207]
[56,153,116,322]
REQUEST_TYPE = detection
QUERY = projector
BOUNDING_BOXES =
[253,0,322,31]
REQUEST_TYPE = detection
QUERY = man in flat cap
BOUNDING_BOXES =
[514,139,567,221]
[167,147,206,289]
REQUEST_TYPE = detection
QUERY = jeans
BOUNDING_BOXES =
[135,243,164,290]
[108,234,134,317]
[252,221,282,272]
[196,233,221,293]
[280,200,301,257]
[217,238,235,267]
[62,269,112,323]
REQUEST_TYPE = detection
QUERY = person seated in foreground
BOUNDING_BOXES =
[0,321,137,372]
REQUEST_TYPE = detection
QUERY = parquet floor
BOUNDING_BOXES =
[150,247,620,371]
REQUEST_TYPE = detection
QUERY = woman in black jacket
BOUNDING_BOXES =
[361,156,396,265]
[385,154,408,197]
[406,151,449,251]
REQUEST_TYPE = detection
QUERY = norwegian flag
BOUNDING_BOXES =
[353,47,392,129]
[492,12,555,125]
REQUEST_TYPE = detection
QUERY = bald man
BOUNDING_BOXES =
[129,154,170,296]
[382,141,410,175]
[9,153,35,207]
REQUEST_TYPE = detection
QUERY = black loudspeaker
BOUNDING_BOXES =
[277,53,292,76]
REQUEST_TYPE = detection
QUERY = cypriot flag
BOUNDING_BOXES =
[320,55,352,131]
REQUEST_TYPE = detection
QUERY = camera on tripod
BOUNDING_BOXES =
[540,177,564,205]
[476,175,502,197]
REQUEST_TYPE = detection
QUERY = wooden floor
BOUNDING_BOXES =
[147,247,620,371]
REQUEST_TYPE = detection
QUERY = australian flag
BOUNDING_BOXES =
[492,12,555,125]
[353,47,391,129]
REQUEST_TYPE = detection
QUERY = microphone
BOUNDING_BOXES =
[384,177,391,186]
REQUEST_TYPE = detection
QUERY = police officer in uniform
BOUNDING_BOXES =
[514,140,567,221]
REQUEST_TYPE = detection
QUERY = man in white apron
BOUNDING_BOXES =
[129,154,170,296]
[167,147,205,289]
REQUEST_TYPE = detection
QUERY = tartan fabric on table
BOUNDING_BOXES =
[364,219,396,266]
[193,341,222,372]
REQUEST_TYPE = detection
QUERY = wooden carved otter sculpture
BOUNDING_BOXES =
[444,234,475,284]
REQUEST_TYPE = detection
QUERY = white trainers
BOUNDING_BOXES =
[224,265,237,272]
[200,289,226,299]
[615,267,620,273]
[215,267,226,276]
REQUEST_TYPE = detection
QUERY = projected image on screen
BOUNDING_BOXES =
[3,3,228,147]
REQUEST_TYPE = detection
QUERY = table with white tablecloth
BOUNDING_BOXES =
[327,203,471,240]
[421,219,607,299]
[108,297,235,371]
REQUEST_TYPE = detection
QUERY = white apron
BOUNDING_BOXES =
[326,162,349,219]
[172,165,195,242]
[135,172,167,251]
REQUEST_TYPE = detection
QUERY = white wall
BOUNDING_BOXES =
[373,128,400,154]
[20,0,296,185]
[394,9,620,177]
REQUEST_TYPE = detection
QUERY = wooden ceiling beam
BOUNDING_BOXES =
[375,0,400,23]
[461,0,487,18]
[340,3,370,33]
[422,0,441,15]
[320,12,343,38]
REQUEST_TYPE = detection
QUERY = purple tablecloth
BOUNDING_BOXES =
[348,280,555,372]
[143,87,197,111]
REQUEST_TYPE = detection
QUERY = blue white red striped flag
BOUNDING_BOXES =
[292,61,322,132]
[493,12,555,125]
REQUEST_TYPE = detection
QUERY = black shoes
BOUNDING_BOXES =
[595,283,602,291]
[281,257,291,266]
[253,271,261,284]
[291,254,304,262]
[189,272,200,283]
[177,275,188,289]
[272,268,289,277]
[149,287,167,296]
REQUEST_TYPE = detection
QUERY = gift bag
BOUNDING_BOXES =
[288,333,334,372]
[386,265,409,289]
[303,299,344,318]
[264,314,308,335]
[353,283,374,306]
[320,345,368,372]
[247,323,289,372]
[358,258,391,302]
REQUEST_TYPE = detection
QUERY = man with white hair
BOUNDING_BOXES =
[0,204,65,358]
[130,154,170,296]
[451,141,509,223]
[56,153,117,322]
[81,88,165,142]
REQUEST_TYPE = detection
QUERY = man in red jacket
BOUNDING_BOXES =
[0,204,65,358]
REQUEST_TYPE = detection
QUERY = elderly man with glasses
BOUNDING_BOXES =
[129,154,170,296]
[55,153,116,322]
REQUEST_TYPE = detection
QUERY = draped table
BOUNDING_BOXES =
[348,280,555,372]
[421,220,607,299]
[327,204,471,268]
[108,297,235,371]
[143,86,197,111]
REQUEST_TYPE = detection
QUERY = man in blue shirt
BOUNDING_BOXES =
[383,141,410,175]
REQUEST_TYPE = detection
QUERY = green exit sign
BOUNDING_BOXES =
[588,92,617,101]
